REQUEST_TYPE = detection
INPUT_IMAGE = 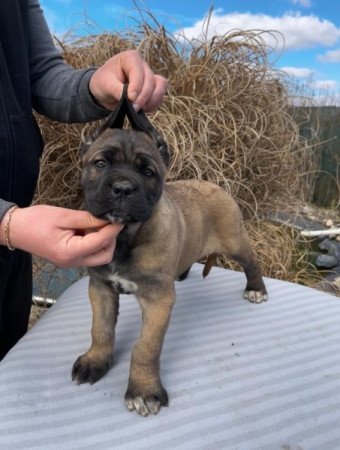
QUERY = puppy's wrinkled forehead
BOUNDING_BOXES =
[83,128,163,166]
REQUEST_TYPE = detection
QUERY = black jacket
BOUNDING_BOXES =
[0,0,108,213]
[0,0,43,207]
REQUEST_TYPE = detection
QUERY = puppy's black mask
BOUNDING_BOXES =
[80,85,170,224]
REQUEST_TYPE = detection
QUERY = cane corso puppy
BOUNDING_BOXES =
[72,86,267,416]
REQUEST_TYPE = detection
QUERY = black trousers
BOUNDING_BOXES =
[0,247,32,360]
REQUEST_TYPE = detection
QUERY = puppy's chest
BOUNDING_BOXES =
[107,262,138,295]
[104,228,139,295]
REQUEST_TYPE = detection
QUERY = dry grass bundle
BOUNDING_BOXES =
[34,21,316,284]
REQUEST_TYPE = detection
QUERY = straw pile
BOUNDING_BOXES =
[34,23,318,285]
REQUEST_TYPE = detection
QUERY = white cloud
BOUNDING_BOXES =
[289,0,312,8]
[280,66,314,78]
[312,79,338,90]
[318,48,340,63]
[176,10,340,51]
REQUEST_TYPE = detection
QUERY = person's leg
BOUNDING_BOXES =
[0,248,32,360]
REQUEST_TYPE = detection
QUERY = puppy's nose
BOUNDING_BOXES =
[111,181,134,198]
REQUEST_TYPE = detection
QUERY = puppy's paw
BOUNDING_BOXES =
[244,289,268,303]
[72,353,113,385]
[124,384,168,416]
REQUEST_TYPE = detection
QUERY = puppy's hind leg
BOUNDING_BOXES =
[230,236,268,304]
[177,266,192,281]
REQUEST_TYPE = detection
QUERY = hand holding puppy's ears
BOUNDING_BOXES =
[106,85,170,167]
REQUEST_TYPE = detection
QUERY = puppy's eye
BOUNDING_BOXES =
[94,160,107,168]
[143,167,155,177]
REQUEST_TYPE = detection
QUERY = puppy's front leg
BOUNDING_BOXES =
[125,285,175,416]
[72,277,119,384]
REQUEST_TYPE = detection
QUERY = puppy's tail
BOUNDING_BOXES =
[202,255,217,278]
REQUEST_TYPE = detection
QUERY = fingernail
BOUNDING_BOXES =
[132,102,140,112]
[129,90,138,102]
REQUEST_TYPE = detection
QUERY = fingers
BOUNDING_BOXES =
[128,70,168,112]
[64,223,122,267]
[141,75,168,112]
[58,209,111,230]
[88,60,122,111]
[89,50,167,112]
[124,56,168,112]
[125,59,156,110]
[5,204,123,269]
[75,234,117,267]
[57,210,123,267]
[124,55,150,104]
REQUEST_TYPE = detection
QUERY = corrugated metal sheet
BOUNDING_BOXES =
[1,264,340,449]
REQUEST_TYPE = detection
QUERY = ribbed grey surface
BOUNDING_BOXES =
[1,264,340,450]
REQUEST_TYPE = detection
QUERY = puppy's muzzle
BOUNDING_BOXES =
[110,180,136,200]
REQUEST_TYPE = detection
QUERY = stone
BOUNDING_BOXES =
[318,238,335,252]
[318,239,340,261]
[324,219,334,227]
[316,254,338,269]
[302,205,314,215]
[331,265,340,274]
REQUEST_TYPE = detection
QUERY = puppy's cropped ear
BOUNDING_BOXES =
[156,136,171,168]
[105,84,171,167]
[79,127,100,159]
[79,140,92,161]
[105,85,128,130]
[79,118,112,158]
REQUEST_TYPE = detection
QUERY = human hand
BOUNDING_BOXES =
[89,50,167,112]
[0,205,123,268]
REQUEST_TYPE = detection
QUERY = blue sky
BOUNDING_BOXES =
[41,0,340,103]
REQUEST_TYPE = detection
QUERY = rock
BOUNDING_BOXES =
[334,243,340,260]
[315,254,338,269]
[302,205,314,215]
[331,265,340,274]
[318,239,340,261]
[318,238,335,252]
[324,218,334,227]
[336,235,340,242]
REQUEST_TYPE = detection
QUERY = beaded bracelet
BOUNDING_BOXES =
[4,205,18,251]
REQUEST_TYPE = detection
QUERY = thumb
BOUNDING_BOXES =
[59,210,110,230]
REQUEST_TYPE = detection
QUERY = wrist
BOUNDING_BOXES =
[0,211,7,246]
[0,205,19,250]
